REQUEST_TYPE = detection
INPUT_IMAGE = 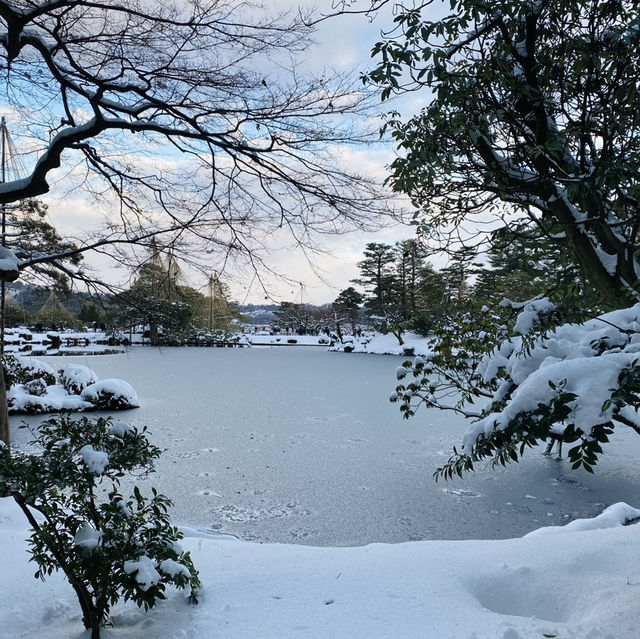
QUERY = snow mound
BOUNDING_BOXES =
[5,354,57,386]
[525,502,640,537]
[81,379,140,410]
[5,356,139,415]
[331,332,432,356]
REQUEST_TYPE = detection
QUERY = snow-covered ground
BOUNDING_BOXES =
[1,496,639,638]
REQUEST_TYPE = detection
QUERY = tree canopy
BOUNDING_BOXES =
[366,0,640,474]
[367,0,640,308]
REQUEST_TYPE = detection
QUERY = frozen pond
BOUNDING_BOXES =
[11,346,640,546]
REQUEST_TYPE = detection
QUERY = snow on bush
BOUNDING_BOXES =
[74,522,103,549]
[394,300,640,477]
[123,556,162,592]
[4,354,57,386]
[107,420,136,438]
[3,356,138,415]
[330,331,431,356]
[8,384,92,414]
[0,414,200,639]
[58,364,99,395]
[79,444,110,474]
[81,379,140,410]
[24,378,48,397]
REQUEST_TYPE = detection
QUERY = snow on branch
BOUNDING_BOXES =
[394,299,640,477]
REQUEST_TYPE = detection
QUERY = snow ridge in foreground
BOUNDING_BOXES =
[1,498,639,638]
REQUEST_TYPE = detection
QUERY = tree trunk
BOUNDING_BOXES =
[149,321,159,346]
[0,358,9,452]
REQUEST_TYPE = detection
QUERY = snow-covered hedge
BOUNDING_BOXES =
[330,332,431,356]
[4,356,138,415]
[4,354,57,387]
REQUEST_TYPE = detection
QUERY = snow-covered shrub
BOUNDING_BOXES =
[0,415,200,639]
[3,354,56,387]
[24,378,48,397]
[393,300,640,478]
[2,359,138,415]
[7,385,53,413]
[58,364,99,395]
[81,379,140,410]
[8,384,93,414]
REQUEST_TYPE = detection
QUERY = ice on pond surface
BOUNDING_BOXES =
[12,347,640,546]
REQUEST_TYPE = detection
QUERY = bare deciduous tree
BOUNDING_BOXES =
[0,0,396,447]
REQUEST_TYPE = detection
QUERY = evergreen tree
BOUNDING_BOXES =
[332,287,364,337]
[395,239,429,321]
[472,223,603,317]
[8,198,82,289]
[440,247,476,309]
[353,242,400,330]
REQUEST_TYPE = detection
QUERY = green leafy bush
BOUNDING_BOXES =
[0,414,200,639]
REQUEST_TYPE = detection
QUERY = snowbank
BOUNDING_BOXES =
[2,497,638,638]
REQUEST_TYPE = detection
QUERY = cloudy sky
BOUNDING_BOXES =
[8,1,449,306]
[222,1,422,305]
